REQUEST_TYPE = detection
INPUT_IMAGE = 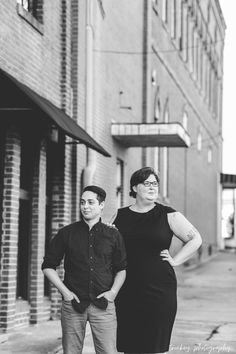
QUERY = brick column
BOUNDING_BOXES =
[48,0,73,318]
[0,126,21,333]
[29,138,47,324]
[50,141,72,319]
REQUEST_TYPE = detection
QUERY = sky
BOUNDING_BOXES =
[220,1,236,174]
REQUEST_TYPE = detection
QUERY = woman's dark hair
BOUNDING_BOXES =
[129,167,160,198]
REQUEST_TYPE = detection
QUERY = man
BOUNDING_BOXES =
[42,185,126,354]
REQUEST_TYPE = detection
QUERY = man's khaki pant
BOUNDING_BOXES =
[61,300,118,354]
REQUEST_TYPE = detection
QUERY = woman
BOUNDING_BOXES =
[114,167,202,354]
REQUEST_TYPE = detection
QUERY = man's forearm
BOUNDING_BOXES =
[111,270,126,295]
[43,268,73,299]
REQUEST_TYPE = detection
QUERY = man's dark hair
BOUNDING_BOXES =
[129,167,160,198]
[82,185,106,203]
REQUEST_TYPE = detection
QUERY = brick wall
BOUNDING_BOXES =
[0,126,21,332]
[0,0,75,329]
[0,1,62,105]
[29,138,47,324]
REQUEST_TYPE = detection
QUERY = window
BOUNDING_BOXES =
[205,58,210,103]
[163,103,169,199]
[18,0,29,11]
[154,99,161,122]
[183,111,188,130]
[154,89,161,175]
[153,148,160,177]
[181,1,188,61]
[208,147,212,164]
[196,37,199,82]
[116,159,124,208]
[197,132,202,152]
[213,71,218,118]
[207,3,211,24]
[202,50,207,96]
[214,27,218,46]
[217,78,222,120]
[17,0,43,24]
[171,0,177,38]
[199,45,203,89]
[193,30,198,79]
[189,27,194,73]
[154,87,161,122]
[209,63,213,109]
[162,0,168,23]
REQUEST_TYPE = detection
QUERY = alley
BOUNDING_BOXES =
[1,250,235,354]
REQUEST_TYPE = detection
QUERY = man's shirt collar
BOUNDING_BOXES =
[81,217,102,231]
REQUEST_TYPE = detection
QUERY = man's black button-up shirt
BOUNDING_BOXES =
[42,219,127,304]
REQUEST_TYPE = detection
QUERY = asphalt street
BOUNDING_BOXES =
[0,250,235,354]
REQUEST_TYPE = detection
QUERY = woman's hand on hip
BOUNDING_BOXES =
[160,249,177,267]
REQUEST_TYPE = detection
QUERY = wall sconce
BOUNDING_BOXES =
[50,125,59,143]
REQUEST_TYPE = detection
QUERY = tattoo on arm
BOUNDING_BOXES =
[186,227,198,241]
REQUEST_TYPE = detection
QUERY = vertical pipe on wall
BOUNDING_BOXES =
[217,142,224,250]
[217,79,224,250]
[142,0,152,167]
[83,0,97,186]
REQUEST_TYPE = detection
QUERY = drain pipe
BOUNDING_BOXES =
[83,0,97,186]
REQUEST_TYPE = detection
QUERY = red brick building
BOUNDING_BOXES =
[0,0,225,332]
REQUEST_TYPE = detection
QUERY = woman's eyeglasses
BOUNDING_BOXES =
[142,181,159,187]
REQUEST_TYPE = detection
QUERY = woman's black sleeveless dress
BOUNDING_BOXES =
[114,203,177,353]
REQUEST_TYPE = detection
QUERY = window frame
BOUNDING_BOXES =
[162,102,169,199]
[17,0,44,34]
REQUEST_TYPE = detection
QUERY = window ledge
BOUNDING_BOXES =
[17,4,44,35]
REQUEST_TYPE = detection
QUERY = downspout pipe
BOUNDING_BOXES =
[142,0,152,166]
[83,0,97,186]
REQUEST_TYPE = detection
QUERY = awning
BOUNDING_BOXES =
[111,122,191,147]
[220,173,236,188]
[0,68,110,157]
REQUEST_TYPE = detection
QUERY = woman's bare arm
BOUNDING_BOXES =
[160,212,202,266]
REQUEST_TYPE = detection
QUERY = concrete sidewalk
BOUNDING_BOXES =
[171,250,236,353]
[0,250,235,354]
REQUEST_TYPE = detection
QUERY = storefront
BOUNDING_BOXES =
[0,68,110,332]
